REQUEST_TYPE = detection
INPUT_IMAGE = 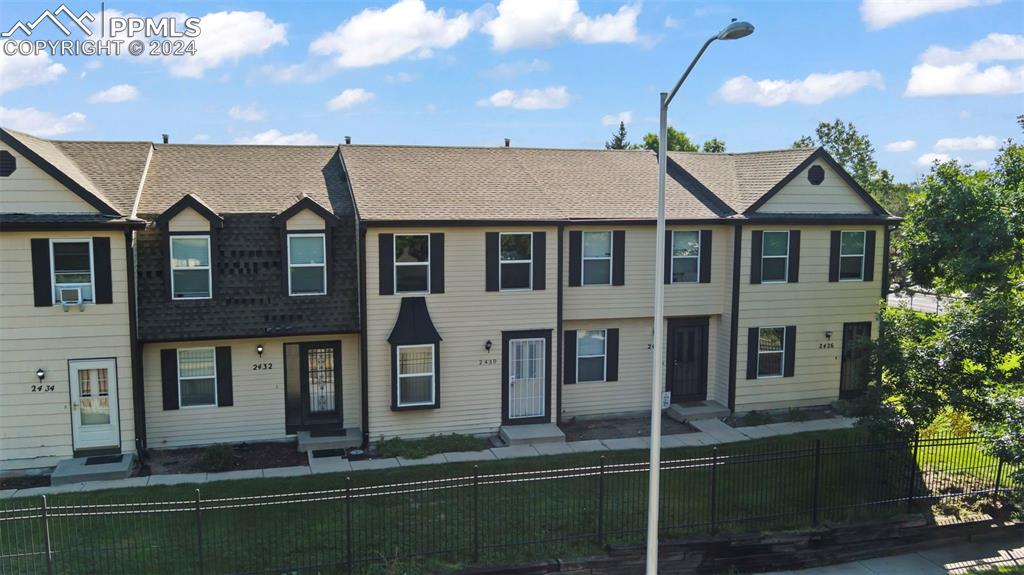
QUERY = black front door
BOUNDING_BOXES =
[666,318,709,402]
[285,341,342,433]
[840,322,872,398]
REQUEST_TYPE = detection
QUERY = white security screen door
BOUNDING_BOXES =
[508,338,545,419]
[69,359,120,450]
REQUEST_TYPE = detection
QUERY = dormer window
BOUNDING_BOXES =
[170,236,212,299]
[288,233,327,296]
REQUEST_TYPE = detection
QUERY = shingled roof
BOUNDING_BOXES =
[135,144,347,217]
[339,145,723,223]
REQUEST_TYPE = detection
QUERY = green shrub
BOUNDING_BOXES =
[377,434,489,459]
[787,408,809,422]
[196,444,235,472]
[738,410,773,427]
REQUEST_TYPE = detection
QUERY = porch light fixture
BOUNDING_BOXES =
[35,368,45,382]
[484,340,492,353]
[256,344,265,357]
[824,330,833,340]
[646,17,754,574]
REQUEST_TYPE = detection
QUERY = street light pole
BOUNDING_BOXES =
[645,19,754,574]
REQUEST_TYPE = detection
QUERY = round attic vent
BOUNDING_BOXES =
[807,165,825,185]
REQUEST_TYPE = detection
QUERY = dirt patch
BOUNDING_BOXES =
[144,441,308,475]
[559,414,696,442]
[0,474,50,490]
[726,405,839,428]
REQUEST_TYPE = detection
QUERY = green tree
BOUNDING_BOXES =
[605,121,630,150]
[791,135,815,149]
[639,126,699,152]
[873,125,1024,492]
[702,138,726,153]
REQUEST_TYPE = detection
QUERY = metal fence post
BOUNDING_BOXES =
[710,447,718,536]
[992,459,1005,505]
[811,440,822,526]
[472,466,480,564]
[596,456,606,547]
[194,489,204,575]
[346,476,353,574]
[905,433,920,513]
[41,495,54,575]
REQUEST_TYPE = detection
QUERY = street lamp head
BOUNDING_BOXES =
[717,19,754,40]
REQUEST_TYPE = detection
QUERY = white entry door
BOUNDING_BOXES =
[69,359,120,450]
[508,338,545,420]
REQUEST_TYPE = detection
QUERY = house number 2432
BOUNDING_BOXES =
[252,363,273,371]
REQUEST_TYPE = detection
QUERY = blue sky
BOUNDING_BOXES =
[1,0,1022,181]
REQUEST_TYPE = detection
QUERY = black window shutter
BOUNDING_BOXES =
[485,232,499,292]
[606,328,619,382]
[532,232,545,290]
[828,231,841,282]
[746,327,759,380]
[568,231,582,287]
[564,330,577,384]
[664,230,673,284]
[322,228,331,294]
[699,230,712,284]
[787,230,800,284]
[92,237,113,304]
[750,231,763,284]
[30,239,52,307]
[612,230,626,286]
[161,349,179,410]
[863,230,876,282]
[378,233,394,295]
[278,229,288,296]
[216,346,233,406]
[784,326,797,377]
[429,233,445,293]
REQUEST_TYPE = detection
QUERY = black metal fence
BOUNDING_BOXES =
[0,434,1017,574]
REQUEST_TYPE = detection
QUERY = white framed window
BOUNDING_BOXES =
[499,232,532,291]
[582,231,612,285]
[394,234,430,293]
[761,231,789,283]
[576,329,607,383]
[671,231,700,283]
[288,233,326,296]
[839,230,866,281]
[50,238,94,304]
[170,235,212,299]
[757,327,785,378]
[396,344,435,407]
[178,347,217,407]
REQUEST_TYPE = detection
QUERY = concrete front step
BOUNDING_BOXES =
[499,423,565,446]
[665,400,731,423]
[51,453,135,486]
[296,428,362,453]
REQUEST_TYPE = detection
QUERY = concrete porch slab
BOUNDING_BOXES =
[665,400,730,423]
[51,453,135,486]
[297,428,362,453]
[499,423,565,446]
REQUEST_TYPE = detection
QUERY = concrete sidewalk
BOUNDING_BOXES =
[767,534,1023,574]
[1,416,857,499]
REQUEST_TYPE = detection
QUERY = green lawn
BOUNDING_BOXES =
[0,428,1010,575]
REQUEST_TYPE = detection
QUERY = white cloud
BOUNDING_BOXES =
[477,86,570,110]
[934,135,999,151]
[88,84,138,104]
[0,44,66,94]
[481,59,550,79]
[916,152,952,166]
[168,11,287,78]
[327,88,376,111]
[602,111,633,126]
[860,0,999,30]
[258,62,335,84]
[664,16,681,29]
[234,129,321,145]
[884,139,917,152]
[311,0,471,68]
[228,105,266,122]
[483,0,639,50]
[906,33,1024,96]
[717,70,884,106]
[0,107,85,136]
[385,72,418,83]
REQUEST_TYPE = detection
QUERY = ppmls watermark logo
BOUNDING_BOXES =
[2,3,201,57]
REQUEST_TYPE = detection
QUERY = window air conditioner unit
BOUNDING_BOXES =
[59,287,84,311]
